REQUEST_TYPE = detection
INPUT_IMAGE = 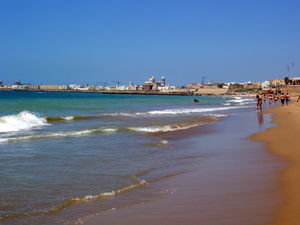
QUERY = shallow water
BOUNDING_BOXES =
[83,111,283,225]
[0,91,257,224]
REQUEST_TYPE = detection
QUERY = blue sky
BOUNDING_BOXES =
[1,0,300,85]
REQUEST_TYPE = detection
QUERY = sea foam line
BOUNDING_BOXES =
[109,106,244,117]
[0,128,117,143]
[225,97,255,104]
[46,106,247,123]
[128,117,221,134]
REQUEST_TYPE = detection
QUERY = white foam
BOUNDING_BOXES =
[64,116,74,120]
[204,114,228,117]
[104,112,134,117]
[0,111,48,133]
[0,128,118,143]
[109,106,244,117]
[141,106,243,115]
[226,97,255,104]
[102,128,118,133]
[129,123,203,133]
[161,140,169,144]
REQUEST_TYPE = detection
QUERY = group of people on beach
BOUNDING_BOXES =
[256,92,290,111]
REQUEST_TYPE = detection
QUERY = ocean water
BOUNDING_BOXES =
[0,91,256,224]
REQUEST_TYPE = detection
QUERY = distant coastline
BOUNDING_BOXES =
[0,88,256,97]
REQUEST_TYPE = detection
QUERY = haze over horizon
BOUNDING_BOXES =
[1,0,300,85]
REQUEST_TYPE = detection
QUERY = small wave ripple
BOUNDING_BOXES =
[0,128,117,143]
[109,106,243,117]
[0,175,147,222]
[129,123,207,133]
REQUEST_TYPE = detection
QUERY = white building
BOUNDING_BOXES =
[261,81,270,89]
[69,84,89,91]
[116,85,126,91]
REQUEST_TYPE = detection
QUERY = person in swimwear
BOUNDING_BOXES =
[268,94,273,104]
[274,94,279,103]
[280,93,286,105]
[285,93,290,105]
[256,94,263,111]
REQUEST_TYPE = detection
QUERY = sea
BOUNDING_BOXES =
[0,91,264,225]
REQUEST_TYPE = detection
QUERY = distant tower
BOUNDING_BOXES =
[149,76,155,83]
[161,76,165,86]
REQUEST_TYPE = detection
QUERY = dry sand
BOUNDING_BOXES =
[251,101,300,225]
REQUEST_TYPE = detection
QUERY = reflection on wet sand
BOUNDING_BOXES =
[257,111,264,125]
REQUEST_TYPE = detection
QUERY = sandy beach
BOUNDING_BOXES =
[251,101,300,225]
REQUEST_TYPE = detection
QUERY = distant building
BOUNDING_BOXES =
[142,84,153,91]
[158,84,176,90]
[68,84,88,91]
[270,79,285,87]
[95,86,104,91]
[186,83,204,89]
[228,83,244,91]
[40,85,68,90]
[27,84,40,90]
[261,81,270,89]
[290,77,300,85]
[88,86,96,91]
[243,81,261,90]
[143,76,166,91]
[160,76,166,86]
[126,84,138,91]
[12,84,26,89]
[103,86,111,91]
[116,85,126,91]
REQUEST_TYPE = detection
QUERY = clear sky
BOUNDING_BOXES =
[1,0,300,85]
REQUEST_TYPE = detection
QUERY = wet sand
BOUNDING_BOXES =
[80,111,282,225]
[251,102,300,225]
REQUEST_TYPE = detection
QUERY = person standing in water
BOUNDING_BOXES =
[268,94,273,105]
[256,94,263,111]
[280,93,286,105]
[274,94,279,103]
[285,93,290,105]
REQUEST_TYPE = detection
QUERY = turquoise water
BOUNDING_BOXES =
[0,91,255,224]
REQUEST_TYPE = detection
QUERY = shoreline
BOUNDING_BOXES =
[251,102,300,225]
[79,110,281,225]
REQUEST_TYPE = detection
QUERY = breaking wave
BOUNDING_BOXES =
[45,115,98,122]
[0,113,227,143]
[0,128,117,143]
[0,111,48,133]
[225,97,255,105]
[129,118,219,134]
[42,106,246,124]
